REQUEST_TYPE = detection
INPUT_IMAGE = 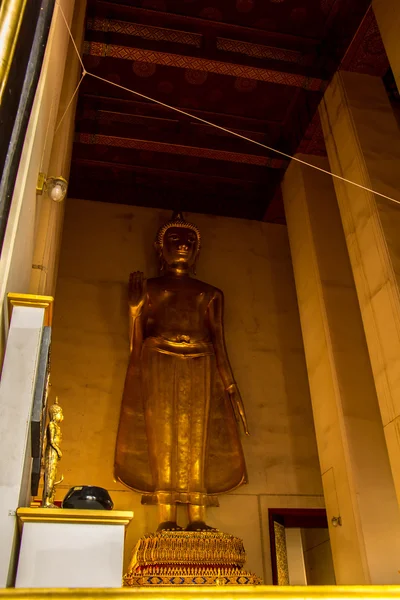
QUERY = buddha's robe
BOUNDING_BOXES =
[114,278,247,506]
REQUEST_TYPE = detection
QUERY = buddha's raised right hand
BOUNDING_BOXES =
[128,271,147,310]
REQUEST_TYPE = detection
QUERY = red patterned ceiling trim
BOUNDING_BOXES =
[83,41,326,91]
[87,17,311,66]
[296,111,326,157]
[216,38,310,66]
[340,8,388,76]
[93,1,320,51]
[76,132,288,168]
[87,17,202,48]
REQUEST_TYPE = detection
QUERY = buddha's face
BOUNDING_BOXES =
[162,227,198,268]
[52,409,64,423]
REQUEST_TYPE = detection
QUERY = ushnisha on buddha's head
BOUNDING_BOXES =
[155,211,201,273]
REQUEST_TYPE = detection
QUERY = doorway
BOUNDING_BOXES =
[269,508,335,585]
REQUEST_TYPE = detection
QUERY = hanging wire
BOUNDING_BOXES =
[53,1,87,132]
[55,71,86,134]
[54,0,400,208]
[55,0,85,72]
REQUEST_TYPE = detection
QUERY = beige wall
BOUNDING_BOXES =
[50,198,323,582]
[302,528,335,585]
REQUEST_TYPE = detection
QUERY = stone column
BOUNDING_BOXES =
[283,155,400,584]
[0,0,84,360]
[373,0,400,91]
[30,0,87,297]
[0,295,52,587]
[320,70,400,506]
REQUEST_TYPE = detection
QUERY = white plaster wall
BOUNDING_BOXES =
[16,522,124,588]
[50,199,324,582]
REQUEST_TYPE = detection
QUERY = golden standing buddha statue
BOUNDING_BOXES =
[42,398,63,508]
[115,212,248,531]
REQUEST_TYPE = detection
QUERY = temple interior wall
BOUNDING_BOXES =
[49,198,324,582]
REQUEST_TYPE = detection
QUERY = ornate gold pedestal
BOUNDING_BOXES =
[124,530,262,586]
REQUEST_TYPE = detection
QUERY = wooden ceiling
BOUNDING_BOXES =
[69,0,389,222]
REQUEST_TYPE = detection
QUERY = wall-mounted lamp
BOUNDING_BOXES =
[36,173,68,202]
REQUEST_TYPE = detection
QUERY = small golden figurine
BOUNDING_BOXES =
[42,397,64,508]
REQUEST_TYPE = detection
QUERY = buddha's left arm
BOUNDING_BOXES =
[48,422,62,458]
[209,290,249,435]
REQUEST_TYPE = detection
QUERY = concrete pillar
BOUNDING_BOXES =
[30,0,87,297]
[373,0,400,91]
[283,155,400,584]
[0,0,83,361]
[0,294,52,587]
[320,71,400,507]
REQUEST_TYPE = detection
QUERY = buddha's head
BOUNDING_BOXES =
[155,211,201,273]
[49,399,64,423]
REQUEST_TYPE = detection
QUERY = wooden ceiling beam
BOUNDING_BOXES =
[78,94,282,132]
[70,157,269,187]
[74,132,287,168]
[76,107,281,153]
[72,141,274,182]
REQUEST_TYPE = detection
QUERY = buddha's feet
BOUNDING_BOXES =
[157,521,183,532]
[186,520,216,532]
